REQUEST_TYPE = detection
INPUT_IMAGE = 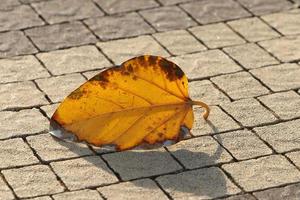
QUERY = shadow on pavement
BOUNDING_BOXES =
[54,120,229,199]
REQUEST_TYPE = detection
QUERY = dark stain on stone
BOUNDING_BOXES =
[158,58,184,81]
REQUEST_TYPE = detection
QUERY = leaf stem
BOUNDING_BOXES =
[191,100,210,120]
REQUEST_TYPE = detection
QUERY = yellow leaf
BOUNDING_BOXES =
[50,55,210,151]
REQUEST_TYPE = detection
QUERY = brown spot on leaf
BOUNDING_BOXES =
[148,55,158,66]
[137,56,147,66]
[68,88,86,100]
[158,58,184,81]
[90,70,110,89]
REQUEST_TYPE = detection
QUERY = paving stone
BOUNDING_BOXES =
[223,43,279,69]
[219,194,256,200]
[40,103,59,118]
[262,9,300,36]
[32,0,103,24]
[214,130,272,160]
[192,106,240,136]
[286,151,300,168]
[36,73,86,103]
[259,36,300,62]
[189,23,245,48]
[53,189,103,200]
[0,177,14,200]
[211,72,270,100]
[167,136,233,169]
[0,5,44,32]
[98,179,169,200]
[50,156,118,190]
[223,155,300,192]
[258,91,300,120]
[0,109,48,139]
[157,167,241,199]
[181,0,250,24]
[170,50,242,80]
[27,134,93,162]
[0,55,50,83]
[254,183,300,200]
[254,119,300,153]
[85,13,154,41]
[37,45,111,75]
[0,0,20,10]
[0,31,37,58]
[94,0,159,14]
[228,17,279,42]
[189,80,230,105]
[0,81,48,111]
[25,22,97,51]
[97,35,169,65]
[237,0,294,15]
[158,0,193,5]
[28,197,52,200]
[221,98,277,127]
[102,149,182,180]
[153,29,206,55]
[0,138,39,169]
[140,6,196,32]
[250,63,300,91]
[2,165,64,198]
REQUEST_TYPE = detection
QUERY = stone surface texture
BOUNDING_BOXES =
[1,0,300,199]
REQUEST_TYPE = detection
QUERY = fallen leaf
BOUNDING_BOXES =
[50,55,210,151]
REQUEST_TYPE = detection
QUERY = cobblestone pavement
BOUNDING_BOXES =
[1,0,300,199]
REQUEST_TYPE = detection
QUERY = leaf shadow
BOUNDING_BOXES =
[54,120,231,199]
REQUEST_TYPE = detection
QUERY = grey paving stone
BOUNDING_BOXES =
[20,0,53,3]
[94,0,159,14]
[53,189,103,200]
[189,80,230,105]
[98,179,169,200]
[253,183,300,200]
[0,138,39,169]
[223,43,279,69]
[0,31,37,58]
[157,167,241,199]
[40,103,58,118]
[228,17,280,42]
[27,134,93,162]
[0,109,48,139]
[140,6,196,32]
[97,35,169,65]
[2,165,64,198]
[28,196,52,200]
[221,98,277,127]
[25,22,97,51]
[0,55,50,83]
[214,130,272,160]
[237,0,294,15]
[37,45,111,75]
[0,0,20,10]
[0,177,14,200]
[102,149,182,180]
[158,0,193,5]
[32,0,103,24]
[258,91,300,120]
[170,50,242,80]
[36,73,86,103]
[254,119,300,153]
[189,23,245,49]
[223,155,300,192]
[250,63,300,91]
[153,29,206,55]
[286,151,300,168]
[82,70,104,80]
[262,9,300,35]
[211,72,270,100]
[0,81,48,111]
[181,0,250,24]
[50,156,118,190]
[259,35,300,62]
[167,136,233,169]
[192,106,241,136]
[85,13,154,41]
[219,194,256,200]
[0,5,44,32]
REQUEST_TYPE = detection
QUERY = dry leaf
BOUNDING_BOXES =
[50,55,210,151]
